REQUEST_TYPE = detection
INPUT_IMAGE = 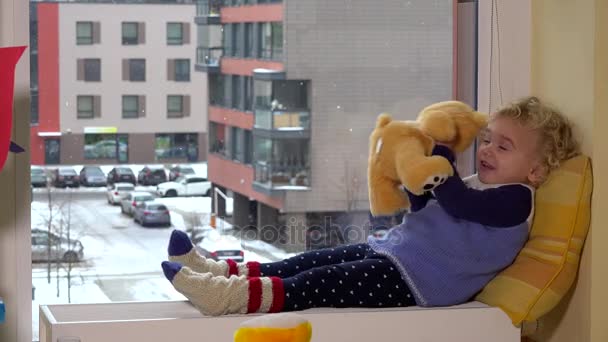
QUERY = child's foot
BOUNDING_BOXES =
[161,261,284,316]
[167,230,261,277]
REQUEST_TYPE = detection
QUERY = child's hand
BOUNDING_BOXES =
[432,144,456,164]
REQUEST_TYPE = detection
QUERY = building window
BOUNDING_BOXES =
[122,95,143,119]
[123,59,146,82]
[223,24,233,57]
[244,76,253,111]
[231,75,240,110]
[77,59,101,82]
[167,23,189,45]
[244,129,253,164]
[259,22,283,60]
[77,95,98,119]
[167,95,190,118]
[122,22,144,45]
[76,21,94,45]
[174,59,190,81]
[155,133,198,160]
[245,23,253,58]
[209,74,225,106]
[233,23,243,57]
[84,134,128,162]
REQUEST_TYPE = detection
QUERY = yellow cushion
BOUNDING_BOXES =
[475,155,593,325]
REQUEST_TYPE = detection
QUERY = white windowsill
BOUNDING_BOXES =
[40,300,520,342]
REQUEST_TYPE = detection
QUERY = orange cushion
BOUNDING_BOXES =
[475,155,592,325]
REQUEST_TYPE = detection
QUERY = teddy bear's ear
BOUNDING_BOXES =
[376,113,393,128]
[417,110,457,143]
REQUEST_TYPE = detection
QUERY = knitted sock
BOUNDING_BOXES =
[167,230,261,277]
[162,261,284,316]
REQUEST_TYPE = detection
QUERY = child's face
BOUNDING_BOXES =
[476,116,544,186]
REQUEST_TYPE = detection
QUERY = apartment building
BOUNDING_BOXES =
[30,0,208,165]
[195,0,462,249]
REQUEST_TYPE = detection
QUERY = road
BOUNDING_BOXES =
[31,188,267,302]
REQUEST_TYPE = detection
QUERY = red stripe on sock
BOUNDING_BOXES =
[247,262,261,277]
[268,277,285,313]
[247,277,262,313]
[226,259,238,276]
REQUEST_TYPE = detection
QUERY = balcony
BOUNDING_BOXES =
[195,47,223,73]
[195,0,222,25]
[255,109,310,132]
[252,136,310,194]
[254,160,310,193]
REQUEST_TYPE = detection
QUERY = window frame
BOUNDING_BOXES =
[167,22,184,45]
[167,95,184,118]
[76,21,93,45]
[129,59,146,82]
[122,95,140,119]
[173,59,191,82]
[83,58,101,82]
[122,22,139,45]
[77,95,95,119]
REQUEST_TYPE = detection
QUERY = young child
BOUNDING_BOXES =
[161,96,580,316]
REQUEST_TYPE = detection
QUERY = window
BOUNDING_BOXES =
[122,95,140,119]
[223,24,233,56]
[232,75,240,110]
[245,23,254,58]
[167,23,185,45]
[122,22,144,45]
[78,59,101,82]
[244,76,253,111]
[123,59,146,82]
[175,59,190,81]
[259,22,283,60]
[209,74,225,106]
[77,95,95,119]
[155,133,198,160]
[84,134,128,161]
[234,23,243,57]
[76,21,95,45]
[167,95,190,118]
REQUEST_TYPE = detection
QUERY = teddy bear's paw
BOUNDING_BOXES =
[422,174,449,191]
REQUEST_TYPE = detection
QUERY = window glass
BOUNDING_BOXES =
[167,23,183,45]
[122,22,138,45]
[174,59,190,81]
[76,21,93,45]
[122,96,139,118]
[77,95,94,118]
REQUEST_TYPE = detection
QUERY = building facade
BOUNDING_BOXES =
[30,1,208,166]
[195,0,456,249]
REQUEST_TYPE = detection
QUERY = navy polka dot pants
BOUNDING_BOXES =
[260,243,416,311]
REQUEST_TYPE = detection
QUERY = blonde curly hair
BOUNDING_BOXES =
[494,96,580,173]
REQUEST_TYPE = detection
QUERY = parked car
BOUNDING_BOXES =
[106,182,135,205]
[80,166,107,187]
[51,168,80,188]
[137,166,167,186]
[133,201,171,227]
[107,167,136,185]
[31,167,48,187]
[31,228,84,263]
[195,230,244,262]
[156,175,211,197]
[168,165,196,181]
[120,191,155,216]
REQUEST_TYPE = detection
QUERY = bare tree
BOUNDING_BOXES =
[337,159,364,212]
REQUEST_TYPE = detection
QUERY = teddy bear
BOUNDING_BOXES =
[368,101,488,217]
